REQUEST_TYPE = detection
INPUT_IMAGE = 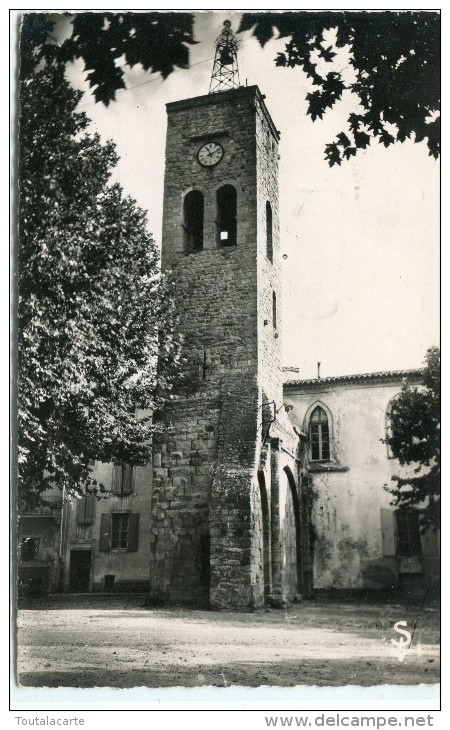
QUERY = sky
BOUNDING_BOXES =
[65,10,440,380]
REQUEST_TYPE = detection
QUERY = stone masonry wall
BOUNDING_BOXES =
[63,457,153,593]
[256,98,282,412]
[152,87,277,607]
[284,376,439,593]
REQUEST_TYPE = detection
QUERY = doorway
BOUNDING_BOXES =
[69,549,92,592]
[257,471,271,600]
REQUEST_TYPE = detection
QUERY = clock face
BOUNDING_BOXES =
[197,142,224,167]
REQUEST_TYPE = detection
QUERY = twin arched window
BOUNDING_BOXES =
[183,190,204,253]
[309,406,331,461]
[217,185,237,246]
[183,185,237,253]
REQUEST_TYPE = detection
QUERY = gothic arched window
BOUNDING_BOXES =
[310,406,331,461]
[216,184,237,246]
[183,190,204,253]
[266,201,273,262]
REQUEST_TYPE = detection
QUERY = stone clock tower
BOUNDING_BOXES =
[149,69,297,609]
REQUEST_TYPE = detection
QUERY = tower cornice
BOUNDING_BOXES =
[166,85,280,141]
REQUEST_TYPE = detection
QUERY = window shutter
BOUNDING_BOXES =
[127,513,140,552]
[122,465,133,495]
[112,464,123,494]
[421,528,440,557]
[99,513,111,552]
[84,495,95,524]
[76,497,85,523]
[77,495,95,524]
[381,508,397,556]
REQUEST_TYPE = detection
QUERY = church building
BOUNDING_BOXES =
[17,22,438,606]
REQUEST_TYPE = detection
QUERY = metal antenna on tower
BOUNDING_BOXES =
[209,20,240,94]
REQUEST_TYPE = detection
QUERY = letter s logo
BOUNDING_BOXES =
[393,621,412,645]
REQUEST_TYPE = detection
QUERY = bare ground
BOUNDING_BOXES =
[16,596,440,688]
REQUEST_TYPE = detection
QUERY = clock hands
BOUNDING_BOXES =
[198,142,223,166]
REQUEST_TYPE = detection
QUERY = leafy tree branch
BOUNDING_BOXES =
[383,347,440,532]
[239,11,440,164]
[18,26,181,507]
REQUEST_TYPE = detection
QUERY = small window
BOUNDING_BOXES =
[216,184,237,246]
[111,513,130,550]
[272,291,277,333]
[310,406,330,461]
[20,537,40,562]
[396,510,422,556]
[100,512,140,552]
[183,190,204,253]
[112,464,133,495]
[266,201,273,262]
[76,495,95,524]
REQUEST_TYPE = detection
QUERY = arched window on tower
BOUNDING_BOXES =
[266,201,273,262]
[216,184,237,246]
[310,406,331,461]
[183,190,204,253]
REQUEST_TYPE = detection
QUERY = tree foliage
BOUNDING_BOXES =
[384,347,440,532]
[239,11,440,165]
[23,11,440,165]
[20,11,197,105]
[18,39,180,507]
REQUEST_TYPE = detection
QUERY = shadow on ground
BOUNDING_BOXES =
[16,598,440,689]
[18,654,440,688]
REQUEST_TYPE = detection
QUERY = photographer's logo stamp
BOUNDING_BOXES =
[391,620,412,662]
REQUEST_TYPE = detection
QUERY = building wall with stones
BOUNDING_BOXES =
[283,371,440,598]
[16,86,307,606]
[150,86,304,609]
[17,487,64,596]
[61,455,153,594]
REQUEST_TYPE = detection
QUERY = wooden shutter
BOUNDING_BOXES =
[99,513,112,552]
[421,527,440,557]
[127,513,140,552]
[381,508,397,556]
[84,495,95,524]
[112,464,123,494]
[77,495,95,524]
[122,465,133,495]
[76,497,85,523]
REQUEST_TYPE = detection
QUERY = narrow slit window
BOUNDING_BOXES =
[183,190,204,253]
[310,406,330,461]
[266,201,273,262]
[272,291,277,332]
[216,185,237,246]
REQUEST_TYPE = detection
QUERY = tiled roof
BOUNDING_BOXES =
[283,368,423,388]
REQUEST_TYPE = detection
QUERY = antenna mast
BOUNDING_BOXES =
[209,20,240,94]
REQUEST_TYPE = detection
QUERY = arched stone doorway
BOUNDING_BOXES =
[281,466,302,597]
[257,471,271,600]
